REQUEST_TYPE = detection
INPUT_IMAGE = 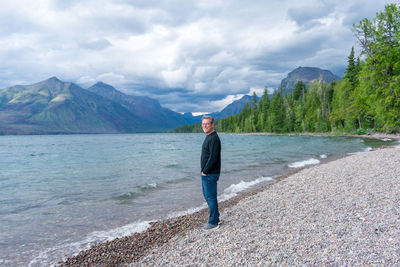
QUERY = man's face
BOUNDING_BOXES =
[202,119,214,134]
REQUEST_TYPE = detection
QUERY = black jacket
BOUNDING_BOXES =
[201,131,221,174]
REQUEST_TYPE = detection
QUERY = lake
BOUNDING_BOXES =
[0,133,396,266]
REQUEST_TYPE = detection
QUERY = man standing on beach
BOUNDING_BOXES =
[201,116,221,230]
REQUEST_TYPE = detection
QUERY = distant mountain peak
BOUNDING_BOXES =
[45,76,62,83]
[93,81,112,87]
[205,94,255,120]
[88,82,123,97]
[280,66,340,95]
[89,81,117,93]
[33,77,65,89]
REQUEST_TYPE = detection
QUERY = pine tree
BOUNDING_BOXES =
[344,47,359,89]
[251,92,258,111]
[292,81,306,101]
[256,112,265,132]
[270,92,286,133]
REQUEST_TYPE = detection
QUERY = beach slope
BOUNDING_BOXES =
[136,145,400,266]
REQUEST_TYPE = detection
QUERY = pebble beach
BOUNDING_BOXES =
[60,140,400,266]
[135,144,400,266]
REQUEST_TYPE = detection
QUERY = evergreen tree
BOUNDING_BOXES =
[284,95,296,132]
[270,92,286,133]
[330,79,352,130]
[256,112,266,132]
[251,92,258,111]
[260,88,271,116]
[292,81,306,101]
[353,3,400,132]
[344,47,359,89]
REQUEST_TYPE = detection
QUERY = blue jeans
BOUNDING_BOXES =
[201,173,220,225]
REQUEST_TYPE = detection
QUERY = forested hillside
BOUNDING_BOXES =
[174,3,400,134]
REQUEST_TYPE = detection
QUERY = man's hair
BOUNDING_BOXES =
[202,115,214,124]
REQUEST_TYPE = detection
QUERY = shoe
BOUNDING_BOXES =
[202,223,219,230]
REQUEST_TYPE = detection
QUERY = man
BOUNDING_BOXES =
[200,115,221,230]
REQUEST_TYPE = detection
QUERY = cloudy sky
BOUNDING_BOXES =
[0,0,395,113]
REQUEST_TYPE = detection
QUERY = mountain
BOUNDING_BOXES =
[210,95,255,119]
[87,82,188,130]
[0,77,147,134]
[280,67,340,95]
[183,95,256,124]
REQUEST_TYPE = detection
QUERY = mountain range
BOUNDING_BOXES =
[0,77,142,134]
[0,77,252,134]
[87,82,190,131]
[0,66,340,135]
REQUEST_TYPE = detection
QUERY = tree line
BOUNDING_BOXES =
[174,4,400,135]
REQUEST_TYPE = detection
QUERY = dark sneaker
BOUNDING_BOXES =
[202,223,219,230]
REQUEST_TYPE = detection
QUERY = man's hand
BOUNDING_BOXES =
[201,172,207,176]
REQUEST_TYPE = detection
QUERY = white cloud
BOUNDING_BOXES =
[161,66,188,87]
[248,87,266,97]
[210,94,245,112]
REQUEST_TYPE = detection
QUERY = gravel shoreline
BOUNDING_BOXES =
[59,168,302,266]
[59,138,400,266]
[134,145,400,266]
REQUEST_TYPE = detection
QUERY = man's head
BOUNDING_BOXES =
[202,116,215,135]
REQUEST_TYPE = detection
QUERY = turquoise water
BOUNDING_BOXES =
[0,133,396,266]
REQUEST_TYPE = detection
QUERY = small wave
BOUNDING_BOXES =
[219,176,273,202]
[139,183,158,192]
[165,177,192,184]
[29,221,152,267]
[5,203,44,215]
[288,158,320,168]
[57,200,72,206]
[164,164,181,169]
[167,205,206,219]
[347,146,372,155]
[320,154,327,159]
[84,221,151,242]
[28,153,48,157]
[380,138,392,141]
[112,191,140,202]
[112,183,159,203]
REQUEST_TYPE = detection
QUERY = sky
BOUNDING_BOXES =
[0,0,396,114]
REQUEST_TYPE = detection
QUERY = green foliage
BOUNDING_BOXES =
[292,81,306,101]
[344,47,359,89]
[353,3,400,132]
[173,122,202,133]
[270,92,286,133]
[173,4,399,135]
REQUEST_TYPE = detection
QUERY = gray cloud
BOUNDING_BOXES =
[287,1,335,28]
[0,0,395,113]
[78,38,112,50]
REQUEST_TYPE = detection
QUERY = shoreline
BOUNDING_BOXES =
[59,138,399,266]
[59,167,304,266]
[136,143,400,266]
[244,131,400,140]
